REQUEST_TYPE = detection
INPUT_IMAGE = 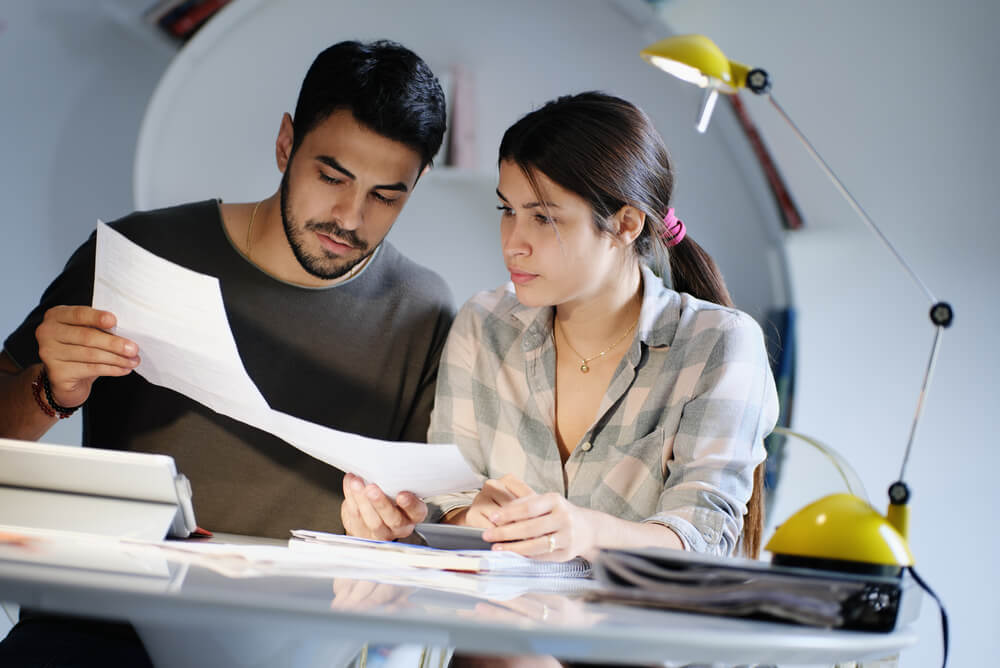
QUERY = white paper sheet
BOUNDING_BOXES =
[91,222,481,497]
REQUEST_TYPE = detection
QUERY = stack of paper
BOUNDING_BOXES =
[591,547,907,631]
[289,529,592,578]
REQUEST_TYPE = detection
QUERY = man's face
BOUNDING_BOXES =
[280,109,423,280]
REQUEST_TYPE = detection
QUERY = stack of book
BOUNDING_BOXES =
[143,0,231,42]
[591,547,921,632]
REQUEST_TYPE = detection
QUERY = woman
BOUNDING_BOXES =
[342,91,777,560]
[423,91,778,564]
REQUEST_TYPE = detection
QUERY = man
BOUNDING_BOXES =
[0,39,449,665]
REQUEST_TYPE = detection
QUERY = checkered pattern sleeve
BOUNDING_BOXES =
[643,310,777,556]
[424,298,489,522]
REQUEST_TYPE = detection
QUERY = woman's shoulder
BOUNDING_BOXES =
[666,294,767,365]
[676,293,759,333]
[642,283,764,363]
[455,283,532,330]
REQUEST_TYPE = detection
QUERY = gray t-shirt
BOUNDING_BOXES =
[4,200,455,538]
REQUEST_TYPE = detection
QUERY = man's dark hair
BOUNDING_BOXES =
[291,40,446,168]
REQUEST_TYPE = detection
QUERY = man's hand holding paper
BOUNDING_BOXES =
[35,306,140,410]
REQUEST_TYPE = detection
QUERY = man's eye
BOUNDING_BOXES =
[319,173,342,185]
[371,192,399,206]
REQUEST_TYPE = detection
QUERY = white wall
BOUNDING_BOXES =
[0,1,174,444]
[131,0,791,323]
[660,1,1000,666]
[0,0,174,640]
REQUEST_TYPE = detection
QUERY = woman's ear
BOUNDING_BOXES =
[613,205,646,246]
[276,113,295,173]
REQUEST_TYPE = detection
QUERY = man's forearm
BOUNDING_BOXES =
[0,361,58,440]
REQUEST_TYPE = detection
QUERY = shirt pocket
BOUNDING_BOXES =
[585,428,665,521]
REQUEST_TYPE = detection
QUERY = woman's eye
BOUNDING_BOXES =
[534,214,554,225]
[496,205,514,217]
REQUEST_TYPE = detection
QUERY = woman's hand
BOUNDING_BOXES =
[481,478,597,561]
[341,473,427,541]
[450,474,533,528]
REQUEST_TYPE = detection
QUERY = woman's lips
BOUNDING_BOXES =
[508,269,538,285]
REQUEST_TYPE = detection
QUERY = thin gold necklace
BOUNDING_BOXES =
[556,316,638,374]
[246,200,263,259]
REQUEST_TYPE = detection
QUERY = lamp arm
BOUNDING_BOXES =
[755,88,956,503]
[899,324,945,482]
[765,93,936,303]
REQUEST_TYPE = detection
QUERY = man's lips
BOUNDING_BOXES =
[316,231,356,254]
[508,268,538,285]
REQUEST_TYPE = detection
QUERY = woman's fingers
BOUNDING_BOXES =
[489,492,561,526]
[498,474,535,498]
[483,514,557,546]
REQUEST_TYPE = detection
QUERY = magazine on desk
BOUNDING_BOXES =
[289,529,592,578]
[591,547,919,632]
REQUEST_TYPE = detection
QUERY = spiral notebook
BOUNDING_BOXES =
[289,529,591,578]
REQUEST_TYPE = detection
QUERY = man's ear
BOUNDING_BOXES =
[276,113,295,173]
[413,163,431,186]
[613,205,646,246]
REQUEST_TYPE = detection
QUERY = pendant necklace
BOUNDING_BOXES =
[556,317,638,374]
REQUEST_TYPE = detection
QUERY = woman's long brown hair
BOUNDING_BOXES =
[499,91,765,558]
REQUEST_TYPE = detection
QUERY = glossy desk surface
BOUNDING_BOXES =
[0,530,917,667]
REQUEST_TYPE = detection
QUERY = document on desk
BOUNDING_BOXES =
[91,222,481,497]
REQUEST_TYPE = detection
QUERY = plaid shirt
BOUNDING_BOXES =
[426,265,778,556]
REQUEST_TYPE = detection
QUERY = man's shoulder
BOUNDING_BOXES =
[108,199,220,238]
[374,242,454,310]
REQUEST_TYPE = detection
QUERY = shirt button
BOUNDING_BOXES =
[580,441,593,452]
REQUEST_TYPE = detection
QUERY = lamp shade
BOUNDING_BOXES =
[766,493,914,571]
[640,34,750,93]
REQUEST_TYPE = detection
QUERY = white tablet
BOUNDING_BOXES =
[0,438,197,540]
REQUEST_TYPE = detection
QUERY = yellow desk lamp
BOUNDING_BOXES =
[641,35,954,575]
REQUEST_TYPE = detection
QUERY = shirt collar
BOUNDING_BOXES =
[636,264,681,348]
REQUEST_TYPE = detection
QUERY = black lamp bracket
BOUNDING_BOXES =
[746,68,771,94]
[930,302,954,328]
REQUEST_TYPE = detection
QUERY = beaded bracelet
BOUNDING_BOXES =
[31,368,82,419]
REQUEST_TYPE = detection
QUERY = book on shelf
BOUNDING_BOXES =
[144,0,230,41]
[289,529,592,579]
[590,547,920,632]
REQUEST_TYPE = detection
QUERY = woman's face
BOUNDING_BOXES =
[497,160,627,309]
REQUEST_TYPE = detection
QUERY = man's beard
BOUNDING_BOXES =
[279,169,373,280]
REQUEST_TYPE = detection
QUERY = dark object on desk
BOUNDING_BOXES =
[591,547,918,632]
[0,610,153,668]
[414,523,491,551]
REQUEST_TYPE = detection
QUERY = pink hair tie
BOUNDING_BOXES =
[662,208,686,247]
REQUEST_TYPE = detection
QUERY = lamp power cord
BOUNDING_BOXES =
[907,566,948,668]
